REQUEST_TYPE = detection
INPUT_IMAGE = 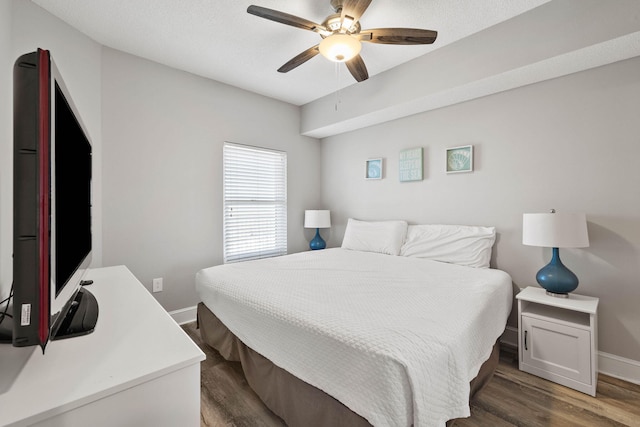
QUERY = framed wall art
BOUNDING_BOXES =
[399,147,423,182]
[446,145,473,173]
[365,158,383,180]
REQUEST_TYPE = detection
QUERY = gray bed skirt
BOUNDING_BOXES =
[197,302,499,427]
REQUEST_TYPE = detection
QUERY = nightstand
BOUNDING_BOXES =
[516,286,599,396]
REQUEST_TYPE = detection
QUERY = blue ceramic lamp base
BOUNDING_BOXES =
[309,228,326,250]
[536,247,579,298]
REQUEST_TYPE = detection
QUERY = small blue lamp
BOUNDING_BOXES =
[304,210,331,250]
[523,210,589,298]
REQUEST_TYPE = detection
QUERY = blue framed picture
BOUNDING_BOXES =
[446,145,473,173]
[365,158,383,179]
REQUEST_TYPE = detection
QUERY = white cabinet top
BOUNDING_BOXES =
[0,266,205,426]
[516,286,599,314]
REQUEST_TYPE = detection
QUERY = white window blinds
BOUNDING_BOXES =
[223,142,287,263]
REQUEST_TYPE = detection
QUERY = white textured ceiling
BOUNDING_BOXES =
[31,0,550,106]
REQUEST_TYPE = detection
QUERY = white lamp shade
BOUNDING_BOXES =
[304,210,331,228]
[318,34,361,62]
[522,212,589,248]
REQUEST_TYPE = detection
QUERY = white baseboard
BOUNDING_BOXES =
[501,326,640,385]
[169,305,197,325]
[598,351,640,385]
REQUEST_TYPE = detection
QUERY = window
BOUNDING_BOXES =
[223,142,287,263]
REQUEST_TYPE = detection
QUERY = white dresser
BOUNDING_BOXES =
[0,266,205,426]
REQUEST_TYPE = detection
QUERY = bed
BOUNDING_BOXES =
[195,221,513,427]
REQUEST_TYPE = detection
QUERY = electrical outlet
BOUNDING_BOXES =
[152,277,163,293]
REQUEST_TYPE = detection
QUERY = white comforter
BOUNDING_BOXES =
[196,248,512,427]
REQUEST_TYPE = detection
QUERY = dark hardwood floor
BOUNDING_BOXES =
[182,322,640,426]
[183,321,286,427]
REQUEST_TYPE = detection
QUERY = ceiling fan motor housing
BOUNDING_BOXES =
[322,14,361,35]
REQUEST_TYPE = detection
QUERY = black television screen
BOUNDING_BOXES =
[12,49,97,351]
[53,82,92,296]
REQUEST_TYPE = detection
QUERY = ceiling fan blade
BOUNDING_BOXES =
[359,28,438,45]
[340,0,372,29]
[345,54,369,82]
[247,5,326,33]
[277,45,320,73]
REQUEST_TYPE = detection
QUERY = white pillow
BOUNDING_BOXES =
[400,224,496,268]
[341,219,408,256]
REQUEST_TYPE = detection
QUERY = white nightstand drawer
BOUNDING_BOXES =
[522,315,592,384]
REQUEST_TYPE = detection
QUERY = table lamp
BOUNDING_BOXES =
[522,210,589,297]
[304,210,331,250]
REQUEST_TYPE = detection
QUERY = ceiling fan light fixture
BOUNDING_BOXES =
[247,1,437,82]
[319,34,361,62]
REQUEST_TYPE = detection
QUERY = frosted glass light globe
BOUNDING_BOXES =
[319,34,361,62]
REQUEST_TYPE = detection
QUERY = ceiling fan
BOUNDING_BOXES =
[247,0,438,82]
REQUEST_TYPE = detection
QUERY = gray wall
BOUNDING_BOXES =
[320,57,640,362]
[101,48,321,312]
[0,0,103,299]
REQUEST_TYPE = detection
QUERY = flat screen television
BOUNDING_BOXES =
[12,48,98,351]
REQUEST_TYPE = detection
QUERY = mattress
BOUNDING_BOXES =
[196,248,513,427]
